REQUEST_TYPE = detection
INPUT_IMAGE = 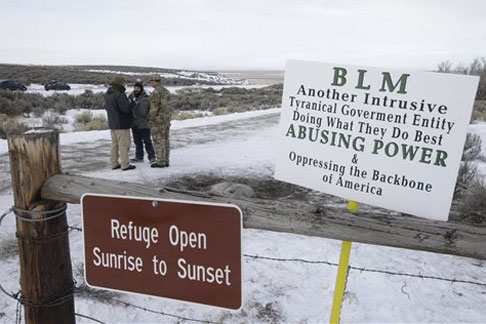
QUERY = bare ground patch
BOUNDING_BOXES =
[165,173,318,201]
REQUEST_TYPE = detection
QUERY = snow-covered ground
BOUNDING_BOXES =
[23,69,252,97]
[0,109,279,155]
[25,83,268,97]
[25,83,108,96]
[84,69,250,85]
[0,112,485,323]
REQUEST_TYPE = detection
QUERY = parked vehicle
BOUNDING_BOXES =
[0,80,27,91]
[44,80,71,91]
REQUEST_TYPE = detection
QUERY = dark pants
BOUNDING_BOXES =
[131,127,155,160]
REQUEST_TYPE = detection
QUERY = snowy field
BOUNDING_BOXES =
[0,112,485,323]
[22,69,254,97]
[83,69,251,85]
[26,83,108,96]
[25,83,268,97]
[0,109,279,155]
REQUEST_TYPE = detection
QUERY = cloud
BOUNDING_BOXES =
[0,0,485,70]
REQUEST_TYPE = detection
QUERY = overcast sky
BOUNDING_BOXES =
[1,0,485,71]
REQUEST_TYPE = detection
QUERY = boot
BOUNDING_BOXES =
[151,162,168,168]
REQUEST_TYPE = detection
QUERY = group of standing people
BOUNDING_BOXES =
[104,74,171,171]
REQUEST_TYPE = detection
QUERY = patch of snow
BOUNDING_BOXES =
[25,83,267,97]
[26,83,108,96]
[23,129,53,134]
[83,69,250,85]
[0,140,6,155]
[84,69,154,76]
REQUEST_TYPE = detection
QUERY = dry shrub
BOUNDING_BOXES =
[472,110,486,122]
[42,112,68,130]
[0,113,29,139]
[74,111,108,131]
[227,106,248,113]
[459,179,486,224]
[171,111,206,120]
[455,133,482,198]
[212,107,228,116]
[455,161,478,198]
[74,111,93,124]
[462,133,482,161]
[32,106,47,118]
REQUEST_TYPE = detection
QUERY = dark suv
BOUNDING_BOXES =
[44,80,71,91]
[0,80,27,91]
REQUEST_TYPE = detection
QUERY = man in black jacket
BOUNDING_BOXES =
[105,76,136,171]
[129,81,156,163]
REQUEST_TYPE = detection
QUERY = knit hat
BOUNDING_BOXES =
[134,81,144,90]
[150,74,161,81]
[112,75,126,86]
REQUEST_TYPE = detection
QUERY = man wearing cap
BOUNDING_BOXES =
[129,81,156,163]
[105,75,136,171]
[149,74,172,168]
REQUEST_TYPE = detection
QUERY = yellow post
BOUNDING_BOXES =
[329,201,358,324]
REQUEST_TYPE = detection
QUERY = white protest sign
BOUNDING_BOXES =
[275,60,479,220]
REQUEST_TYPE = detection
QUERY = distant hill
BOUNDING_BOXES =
[0,64,249,86]
[218,70,284,85]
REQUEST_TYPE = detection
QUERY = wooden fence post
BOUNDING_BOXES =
[8,129,75,324]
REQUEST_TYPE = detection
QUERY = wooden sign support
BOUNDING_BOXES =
[330,201,358,323]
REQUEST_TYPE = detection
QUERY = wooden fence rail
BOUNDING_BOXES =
[42,173,486,260]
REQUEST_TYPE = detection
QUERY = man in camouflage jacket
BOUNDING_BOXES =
[149,74,171,168]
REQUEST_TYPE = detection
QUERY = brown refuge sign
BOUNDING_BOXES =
[81,194,242,310]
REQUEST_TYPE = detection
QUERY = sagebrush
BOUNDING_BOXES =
[74,111,108,131]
